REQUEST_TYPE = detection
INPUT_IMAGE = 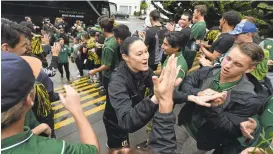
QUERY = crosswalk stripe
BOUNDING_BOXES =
[55,80,89,93]
[51,87,101,105]
[54,95,105,119]
[54,104,106,130]
[54,77,88,91]
[57,84,96,95]
[53,92,100,110]
[56,82,89,93]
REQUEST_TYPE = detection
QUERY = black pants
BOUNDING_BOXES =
[102,76,110,92]
[98,69,103,84]
[103,116,130,148]
[75,57,83,76]
[58,62,70,80]
[102,75,130,148]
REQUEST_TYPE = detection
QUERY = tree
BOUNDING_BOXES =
[152,1,273,38]
[140,0,148,14]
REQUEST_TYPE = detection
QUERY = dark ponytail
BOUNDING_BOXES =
[100,17,115,33]
[120,36,141,55]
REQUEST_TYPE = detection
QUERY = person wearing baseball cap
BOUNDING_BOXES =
[230,20,270,82]
[1,52,99,153]
[230,21,257,44]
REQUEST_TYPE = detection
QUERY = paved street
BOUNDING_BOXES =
[51,17,211,154]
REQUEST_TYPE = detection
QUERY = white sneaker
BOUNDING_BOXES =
[77,75,82,78]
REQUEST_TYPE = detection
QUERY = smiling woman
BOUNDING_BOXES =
[120,37,149,72]
[103,36,157,149]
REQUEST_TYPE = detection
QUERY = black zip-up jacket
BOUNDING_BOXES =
[174,66,269,151]
[103,61,158,134]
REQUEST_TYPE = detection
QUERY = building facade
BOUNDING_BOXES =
[109,0,141,15]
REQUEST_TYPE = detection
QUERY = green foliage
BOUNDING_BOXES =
[134,11,140,16]
[252,129,273,154]
[152,1,273,37]
[140,1,148,11]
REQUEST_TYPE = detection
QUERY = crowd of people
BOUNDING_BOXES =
[1,4,273,154]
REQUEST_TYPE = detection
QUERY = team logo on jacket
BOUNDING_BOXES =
[121,140,128,147]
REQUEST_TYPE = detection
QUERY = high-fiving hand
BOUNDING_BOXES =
[152,54,182,113]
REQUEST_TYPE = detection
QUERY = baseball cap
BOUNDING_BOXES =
[1,52,42,112]
[230,21,257,35]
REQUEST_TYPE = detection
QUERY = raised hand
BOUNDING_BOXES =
[51,42,61,56]
[152,54,181,113]
[59,85,82,115]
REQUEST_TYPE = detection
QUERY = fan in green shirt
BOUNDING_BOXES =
[191,5,207,41]
[191,21,207,41]
[159,31,188,79]
[89,36,119,79]
[58,39,72,64]
[89,18,119,81]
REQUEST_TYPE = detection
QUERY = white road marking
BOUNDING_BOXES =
[115,20,130,24]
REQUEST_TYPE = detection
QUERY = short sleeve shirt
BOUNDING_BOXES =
[162,51,188,79]
[101,36,119,78]
[1,127,98,154]
[209,33,234,55]
[191,21,207,41]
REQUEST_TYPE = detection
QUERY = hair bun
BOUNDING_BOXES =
[109,18,115,25]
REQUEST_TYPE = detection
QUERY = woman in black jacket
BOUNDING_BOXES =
[103,36,160,149]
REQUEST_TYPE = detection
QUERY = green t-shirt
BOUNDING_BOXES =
[191,21,207,41]
[24,110,40,129]
[1,127,98,154]
[58,45,72,63]
[101,36,119,78]
[251,49,269,81]
[162,52,188,79]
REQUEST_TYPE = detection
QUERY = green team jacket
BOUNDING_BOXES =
[58,45,72,63]
[238,96,273,149]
